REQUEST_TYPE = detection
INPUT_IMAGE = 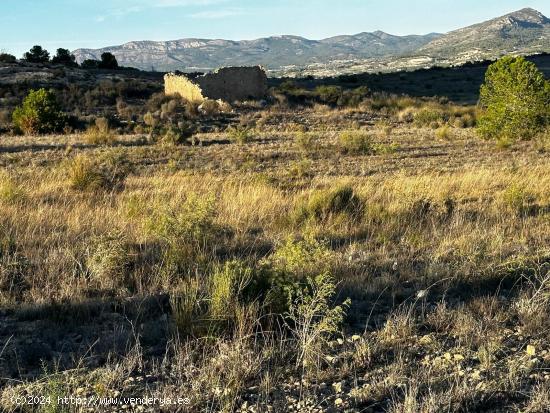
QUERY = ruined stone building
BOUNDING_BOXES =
[164,66,268,103]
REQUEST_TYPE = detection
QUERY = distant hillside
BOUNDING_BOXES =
[419,8,550,62]
[73,8,550,75]
[73,33,441,73]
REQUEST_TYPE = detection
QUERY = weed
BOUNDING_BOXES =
[338,130,373,155]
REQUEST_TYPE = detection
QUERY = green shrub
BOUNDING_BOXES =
[170,277,202,337]
[227,126,253,144]
[160,125,193,146]
[295,131,316,152]
[86,231,129,290]
[67,153,130,192]
[210,260,253,321]
[23,45,49,63]
[0,53,16,64]
[51,48,77,67]
[294,185,362,223]
[435,125,452,140]
[338,131,373,155]
[285,272,350,370]
[315,85,343,106]
[145,193,217,249]
[413,108,445,127]
[0,174,25,204]
[12,89,65,135]
[67,155,105,191]
[84,117,116,145]
[271,236,332,277]
[98,52,118,69]
[477,56,550,142]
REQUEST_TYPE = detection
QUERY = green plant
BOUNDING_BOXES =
[477,56,550,142]
[170,277,202,337]
[413,108,445,127]
[314,85,343,106]
[67,155,105,191]
[0,53,16,63]
[294,131,316,152]
[271,236,332,277]
[0,174,25,203]
[86,231,129,290]
[227,126,253,144]
[51,48,77,67]
[23,45,49,63]
[435,125,452,140]
[84,117,116,145]
[99,52,118,69]
[210,260,253,321]
[285,272,350,370]
[67,153,130,192]
[12,89,65,135]
[160,125,192,146]
[294,185,363,223]
[338,131,373,155]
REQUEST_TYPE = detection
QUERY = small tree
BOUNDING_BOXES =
[81,59,100,69]
[51,48,77,67]
[12,89,65,135]
[0,53,16,64]
[99,52,118,69]
[477,56,550,142]
[23,45,50,63]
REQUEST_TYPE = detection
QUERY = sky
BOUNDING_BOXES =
[1,0,549,57]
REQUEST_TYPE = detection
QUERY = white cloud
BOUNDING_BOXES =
[93,0,229,22]
[190,8,244,19]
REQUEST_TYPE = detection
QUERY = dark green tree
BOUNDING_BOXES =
[23,45,50,63]
[0,53,16,63]
[99,52,119,69]
[80,59,100,69]
[477,56,550,142]
[12,89,66,135]
[51,48,78,67]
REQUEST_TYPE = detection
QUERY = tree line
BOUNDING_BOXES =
[0,45,119,69]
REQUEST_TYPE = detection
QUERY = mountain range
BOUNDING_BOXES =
[73,8,550,76]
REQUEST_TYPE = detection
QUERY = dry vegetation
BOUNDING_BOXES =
[0,91,549,413]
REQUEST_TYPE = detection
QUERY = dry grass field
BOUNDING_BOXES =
[0,101,549,412]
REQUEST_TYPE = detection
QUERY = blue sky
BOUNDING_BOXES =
[1,0,549,57]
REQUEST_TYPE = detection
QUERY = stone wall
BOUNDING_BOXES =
[164,66,268,103]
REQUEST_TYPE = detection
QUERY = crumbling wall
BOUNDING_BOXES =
[164,73,205,102]
[164,66,267,103]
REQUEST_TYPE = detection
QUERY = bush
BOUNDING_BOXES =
[51,48,77,67]
[435,125,452,140]
[12,89,65,135]
[22,45,49,63]
[227,126,253,144]
[413,108,445,127]
[99,52,119,69]
[271,236,333,277]
[294,185,363,223]
[285,272,350,370]
[86,231,129,290]
[477,56,550,142]
[84,117,116,145]
[160,125,193,146]
[338,131,373,155]
[295,131,316,152]
[0,53,16,64]
[315,85,343,106]
[67,153,130,191]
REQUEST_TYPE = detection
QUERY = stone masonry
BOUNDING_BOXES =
[164,66,268,103]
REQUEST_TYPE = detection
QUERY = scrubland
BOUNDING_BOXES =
[0,97,549,413]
